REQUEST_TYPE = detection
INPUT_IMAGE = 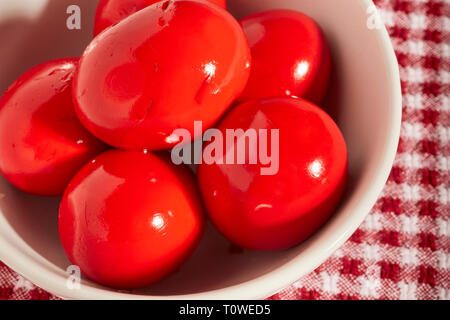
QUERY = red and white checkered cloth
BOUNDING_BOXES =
[0,0,449,300]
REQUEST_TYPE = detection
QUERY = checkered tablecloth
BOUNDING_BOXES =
[1,0,449,300]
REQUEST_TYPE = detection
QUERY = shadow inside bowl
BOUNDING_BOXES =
[0,178,68,269]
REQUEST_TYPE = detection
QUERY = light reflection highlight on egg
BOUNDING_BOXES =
[165,133,180,144]
[255,204,273,211]
[308,159,324,178]
[294,61,309,81]
[204,62,216,78]
[151,213,167,231]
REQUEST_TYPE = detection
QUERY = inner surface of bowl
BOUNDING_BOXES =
[0,0,401,299]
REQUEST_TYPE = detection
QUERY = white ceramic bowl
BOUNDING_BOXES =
[0,0,401,299]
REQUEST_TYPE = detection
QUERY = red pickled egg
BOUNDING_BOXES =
[0,58,108,196]
[94,0,227,36]
[59,150,205,289]
[197,98,347,250]
[238,10,331,105]
[74,0,251,151]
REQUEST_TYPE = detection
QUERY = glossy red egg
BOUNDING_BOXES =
[237,10,331,105]
[59,150,205,289]
[94,0,227,36]
[197,98,347,250]
[74,0,251,151]
[0,58,108,196]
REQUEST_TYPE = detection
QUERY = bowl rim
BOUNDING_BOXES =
[0,0,402,300]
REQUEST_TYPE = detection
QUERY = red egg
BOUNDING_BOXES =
[74,0,251,151]
[59,150,205,289]
[94,0,227,36]
[237,10,331,105]
[0,58,107,196]
[197,98,347,250]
